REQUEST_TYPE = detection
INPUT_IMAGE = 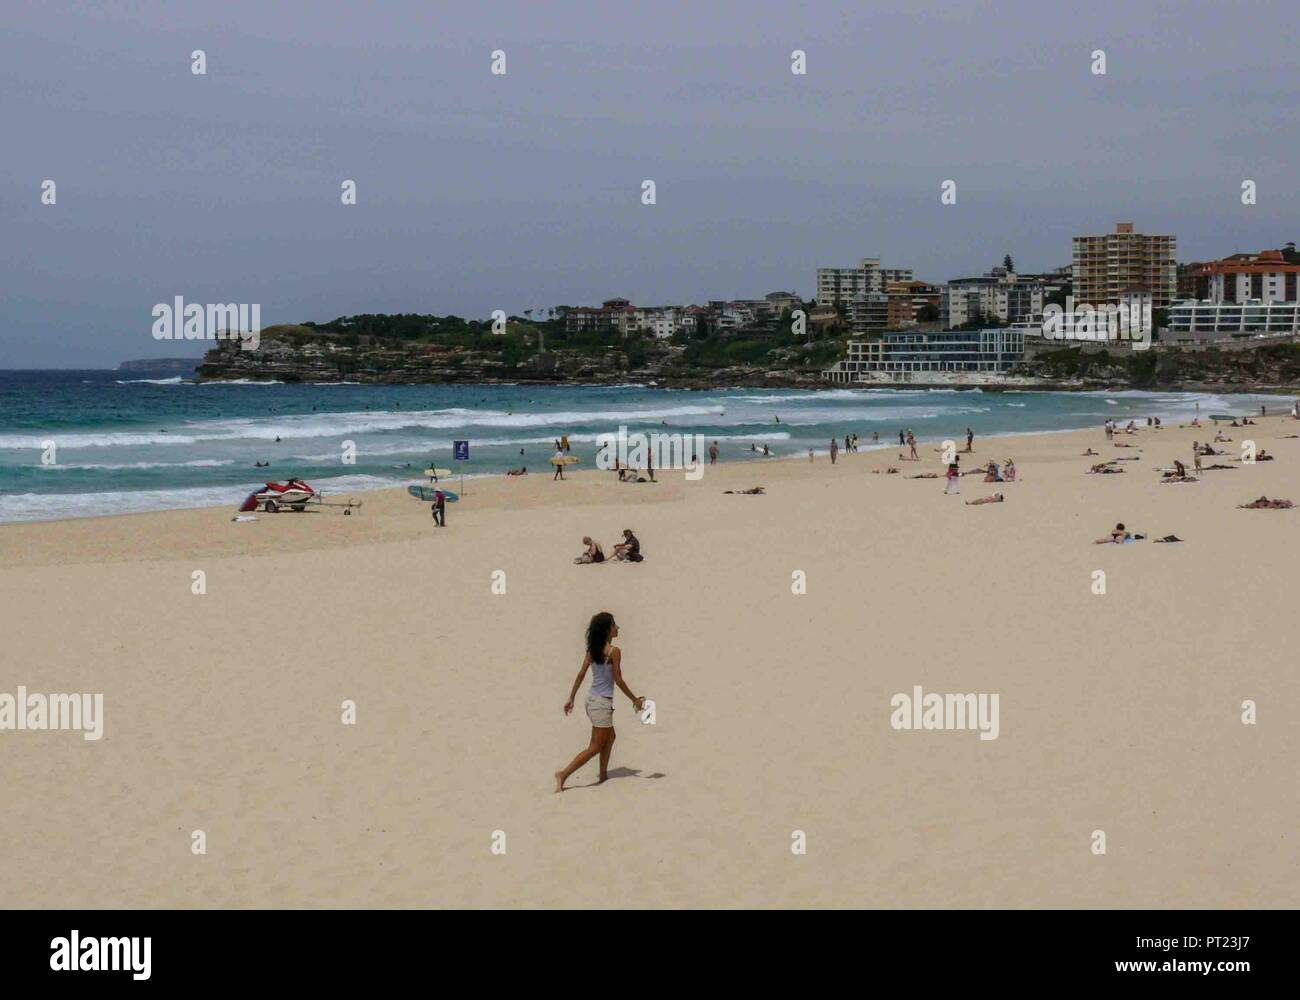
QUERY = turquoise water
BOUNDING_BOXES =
[0,370,1287,522]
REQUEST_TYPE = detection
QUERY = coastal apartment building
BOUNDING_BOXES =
[1165,248,1300,343]
[1167,300,1300,342]
[1177,261,1212,301]
[816,258,883,306]
[821,328,1026,382]
[817,258,922,334]
[941,265,1046,327]
[1072,222,1176,308]
[847,293,890,333]
[1204,249,1300,304]
[563,290,802,340]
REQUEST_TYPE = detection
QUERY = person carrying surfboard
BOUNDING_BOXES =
[555,612,645,792]
[553,447,566,480]
[432,488,446,527]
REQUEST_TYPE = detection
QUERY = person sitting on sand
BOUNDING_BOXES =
[1215,431,1230,443]
[574,537,605,564]
[613,529,643,562]
[982,461,1002,483]
[1095,522,1146,544]
[555,612,646,792]
[1003,459,1017,482]
[1239,496,1294,509]
[1082,448,1099,456]
[965,493,1004,505]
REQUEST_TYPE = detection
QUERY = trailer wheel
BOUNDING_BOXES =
[264,499,278,513]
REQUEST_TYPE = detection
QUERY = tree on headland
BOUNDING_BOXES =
[1003,254,1015,273]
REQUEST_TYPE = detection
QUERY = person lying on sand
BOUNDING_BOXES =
[908,472,939,479]
[724,487,765,495]
[1153,535,1184,543]
[1114,442,1136,448]
[873,467,900,474]
[1239,497,1294,509]
[1095,523,1146,543]
[965,493,1004,505]
[1255,450,1274,461]
[1089,463,1124,474]
[574,537,605,564]
[507,467,528,476]
[1160,475,1198,484]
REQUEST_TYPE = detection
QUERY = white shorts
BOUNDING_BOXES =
[585,695,614,728]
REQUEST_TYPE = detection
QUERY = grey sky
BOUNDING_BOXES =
[2,0,1297,366]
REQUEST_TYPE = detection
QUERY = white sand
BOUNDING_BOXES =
[2,419,1298,907]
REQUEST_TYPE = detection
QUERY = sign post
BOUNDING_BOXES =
[454,440,469,497]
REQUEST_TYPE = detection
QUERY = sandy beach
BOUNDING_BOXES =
[2,418,1298,908]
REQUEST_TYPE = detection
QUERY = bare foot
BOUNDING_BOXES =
[554,771,565,793]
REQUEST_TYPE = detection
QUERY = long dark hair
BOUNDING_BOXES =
[586,612,615,663]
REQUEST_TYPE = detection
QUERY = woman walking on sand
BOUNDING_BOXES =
[555,612,645,792]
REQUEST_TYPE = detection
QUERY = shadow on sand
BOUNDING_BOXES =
[580,767,666,788]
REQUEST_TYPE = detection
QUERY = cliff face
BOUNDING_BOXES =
[194,327,827,387]
[1019,342,1300,392]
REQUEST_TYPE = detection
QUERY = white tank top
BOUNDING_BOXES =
[590,656,614,698]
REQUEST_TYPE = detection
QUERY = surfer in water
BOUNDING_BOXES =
[556,612,645,791]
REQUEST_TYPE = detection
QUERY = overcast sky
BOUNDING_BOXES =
[2,0,1297,367]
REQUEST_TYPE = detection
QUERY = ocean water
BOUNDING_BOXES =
[0,370,1288,523]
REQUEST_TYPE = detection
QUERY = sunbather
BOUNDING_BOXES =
[1095,522,1146,544]
[1238,497,1294,509]
[965,493,1004,505]
[574,537,605,564]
